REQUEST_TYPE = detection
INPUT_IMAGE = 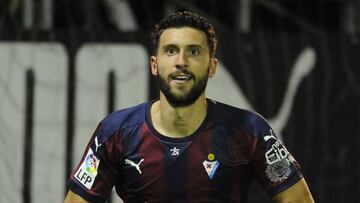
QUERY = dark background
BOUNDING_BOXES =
[1,0,360,202]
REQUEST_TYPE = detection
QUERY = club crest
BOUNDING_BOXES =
[202,153,219,180]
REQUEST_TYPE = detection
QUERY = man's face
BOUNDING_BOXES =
[151,27,217,107]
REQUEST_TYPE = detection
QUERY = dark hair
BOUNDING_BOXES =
[152,11,217,57]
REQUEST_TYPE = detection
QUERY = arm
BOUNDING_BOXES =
[273,178,314,203]
[64,190,89,203]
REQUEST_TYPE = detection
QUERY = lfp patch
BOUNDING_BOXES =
[74,148,100,189]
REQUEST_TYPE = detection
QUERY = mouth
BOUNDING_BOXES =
[169,70,194,84]
[171,74,192,81]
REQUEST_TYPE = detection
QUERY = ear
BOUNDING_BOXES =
[150,56,158,76]
[208,58,218,78]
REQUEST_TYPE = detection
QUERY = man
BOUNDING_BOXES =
[65,11,314,202]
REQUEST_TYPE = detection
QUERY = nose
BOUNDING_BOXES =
[175,51,188,69]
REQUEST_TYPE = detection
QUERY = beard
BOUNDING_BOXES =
[156,68,209,107]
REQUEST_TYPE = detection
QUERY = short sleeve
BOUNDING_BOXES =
[251,128,303,196]
[68,123,121,202]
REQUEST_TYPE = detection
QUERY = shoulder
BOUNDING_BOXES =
[95,102,148,142]
[210,99,272,138]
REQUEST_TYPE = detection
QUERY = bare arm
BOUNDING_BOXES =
[273,178,314,203]
[64,190,89,203]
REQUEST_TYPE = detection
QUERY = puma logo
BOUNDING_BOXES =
[125,158,144,174]
[264,130,277,142]
[94,136,102,152]
[264,134,277,142]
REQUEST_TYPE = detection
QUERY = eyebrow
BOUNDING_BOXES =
[188,44,204,49]
[162,44,205,49]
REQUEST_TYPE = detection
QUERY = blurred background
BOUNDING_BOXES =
[1,0,359,202]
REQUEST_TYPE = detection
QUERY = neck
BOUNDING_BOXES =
[151,93,208,138]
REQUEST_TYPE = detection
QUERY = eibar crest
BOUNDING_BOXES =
[202,153,220,180]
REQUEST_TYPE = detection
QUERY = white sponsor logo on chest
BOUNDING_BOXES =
[170,147,180,156]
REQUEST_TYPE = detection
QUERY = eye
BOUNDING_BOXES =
[189,47,200,56]
[165,47,177,56]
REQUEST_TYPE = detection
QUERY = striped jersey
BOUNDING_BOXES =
[68,99,303,202]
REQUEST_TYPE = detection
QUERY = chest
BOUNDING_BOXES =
[118,131,253,201]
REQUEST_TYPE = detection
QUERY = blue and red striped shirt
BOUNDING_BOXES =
[68,99,303,202]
